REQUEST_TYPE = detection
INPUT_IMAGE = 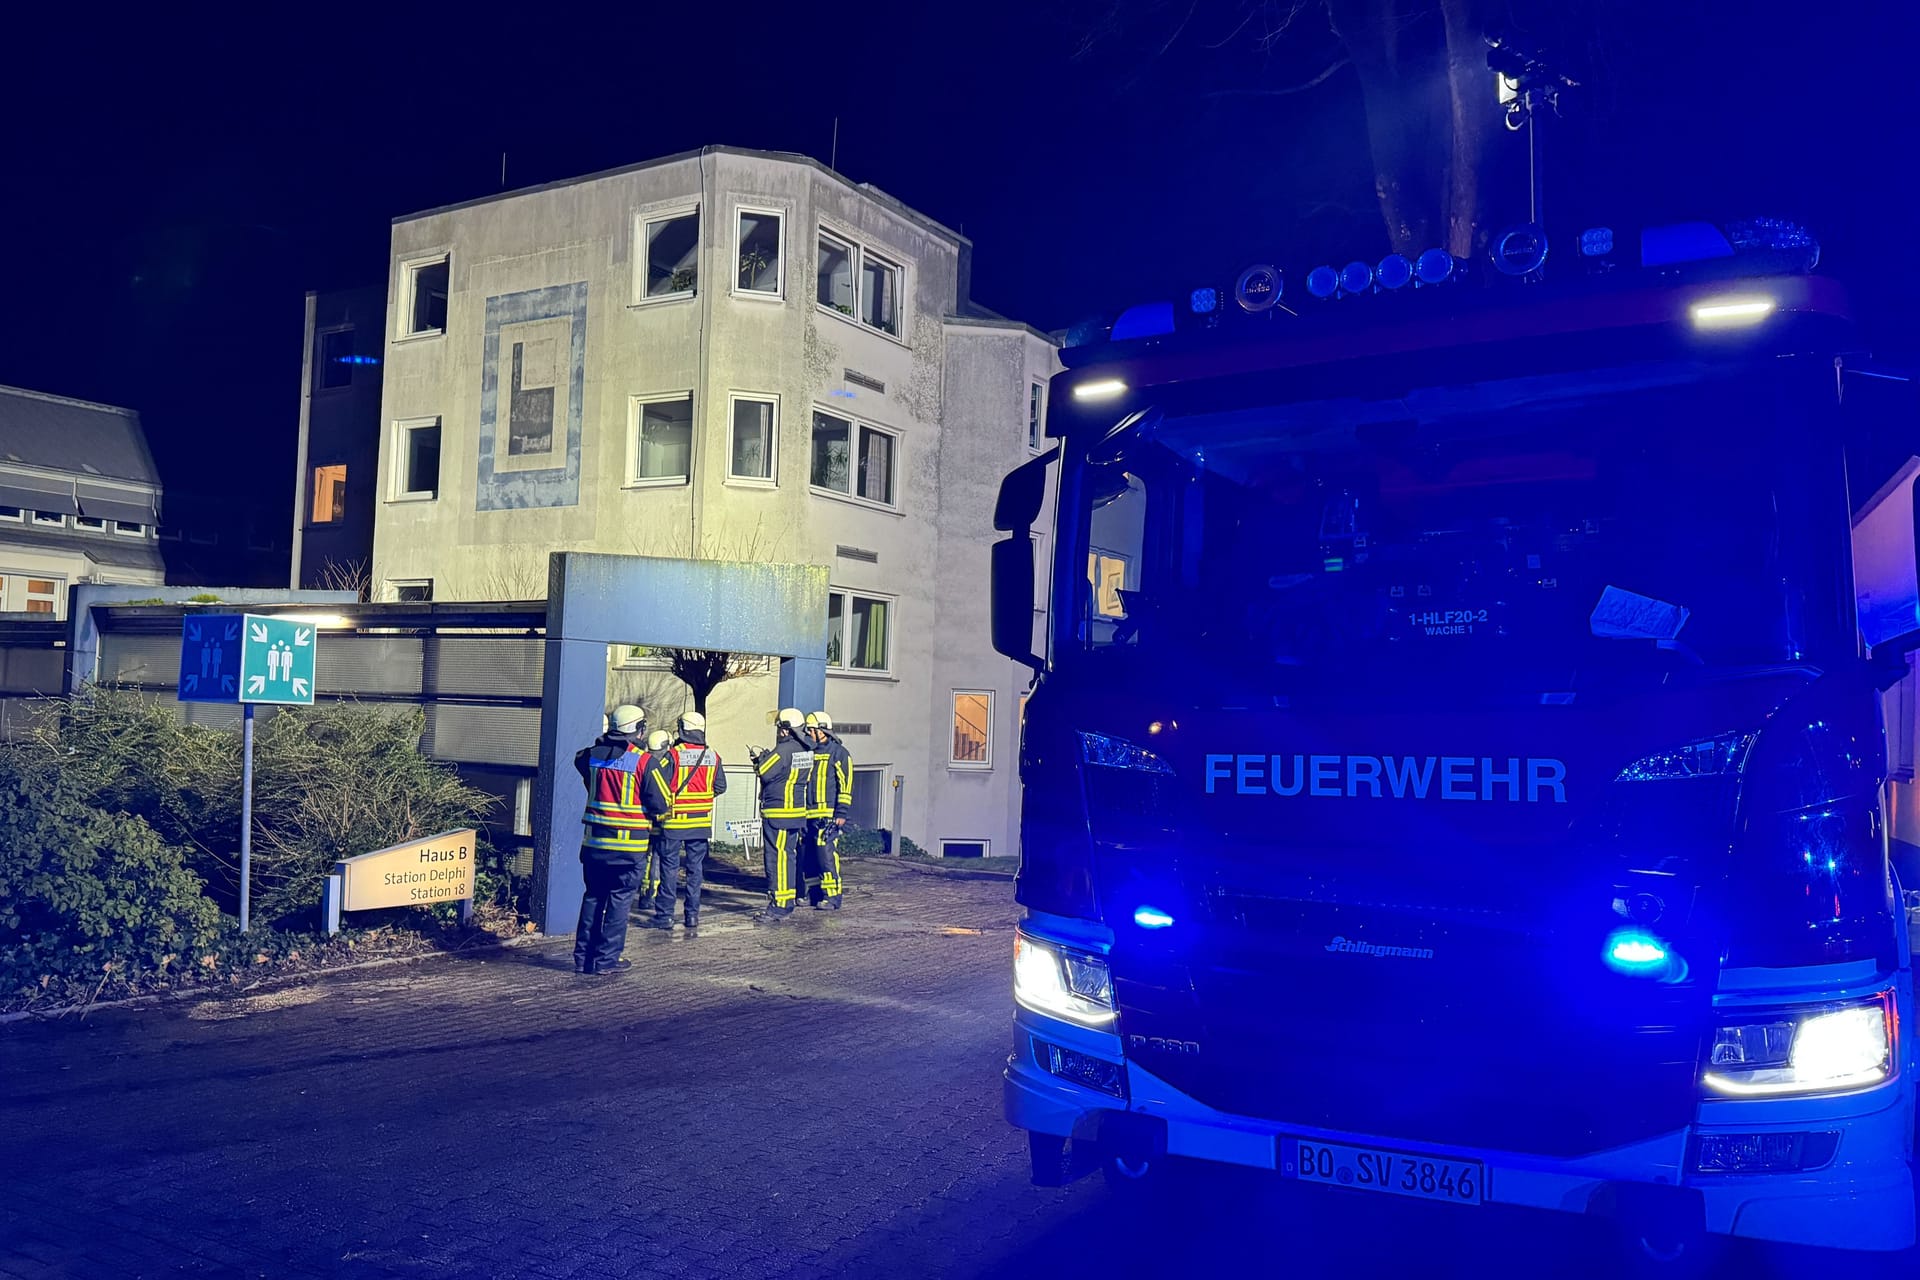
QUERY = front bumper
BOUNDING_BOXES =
[1006,1006,1916,1253]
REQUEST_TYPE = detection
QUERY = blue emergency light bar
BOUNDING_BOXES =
[1068,217,1820,348]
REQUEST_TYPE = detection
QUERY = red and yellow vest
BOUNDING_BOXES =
[659,744,722,832]
[582,745,652,857]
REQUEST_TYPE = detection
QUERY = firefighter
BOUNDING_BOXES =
[803,711,853,910]
[749,707,814,923]
[570,703,652,975]
[644,711,726,935]
[637,728,673,915]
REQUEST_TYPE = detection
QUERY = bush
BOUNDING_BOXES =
[0,756,223,1000]
[11,689,500,928]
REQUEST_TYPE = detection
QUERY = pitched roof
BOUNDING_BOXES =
[0,386,161,486]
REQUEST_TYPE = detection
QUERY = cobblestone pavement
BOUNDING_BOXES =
[1,859,1910,1279]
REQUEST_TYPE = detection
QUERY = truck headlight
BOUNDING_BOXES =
[1702,993,1896,1098]
[1013,928,1116,1027]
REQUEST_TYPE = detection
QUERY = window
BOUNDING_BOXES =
[311,464,347,524]
[0,507,18,522]
[728,395,778,484]
[401,256,449,336]
[395,419,442,500]
[817,230,905,339]
[640,209,699,300]
[629,394,694,485]
[114,521,147,537]
[74,516,106,531]
[32,511,64,528]
[849,767,885,830]
[810,410,897,508]
[941,840,989,859]
[158,524,182,542]
[1088,550,1130,618]
[826,589,891,674]
[1028,381,1045,451]
[0,575,61,614]
[816,233,854,314]
[736,209,783,296]
[391,579,433,603]
[950,690,993,768]
[320,327,355,389]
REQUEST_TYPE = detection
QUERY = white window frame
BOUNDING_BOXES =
[809,407,902,512]
[4,573,64,615]
[397,252,450,341]
[732,206,785,300]
[113,521,148,538]
[725,392,780,488]
[0,507,20,523]
[31,511,64,528]
[1028,380,1046,452]
[949,688,995,770]
[388,578,433,603]
[74,516,106,531]
[633,205,701,306]
[815,223,909,344]
[827,586,895,678]
[390,416,443,502]
[626,392,695,488]
[940,839,992,859]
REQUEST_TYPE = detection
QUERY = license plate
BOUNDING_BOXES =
[1281,1138,1485,1206]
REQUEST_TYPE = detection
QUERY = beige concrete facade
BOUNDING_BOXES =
[371,147,1055,858]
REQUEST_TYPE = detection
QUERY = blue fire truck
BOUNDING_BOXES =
[991,220,1918,1263]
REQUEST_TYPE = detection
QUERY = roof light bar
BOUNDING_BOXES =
[1072,379,1128,401]
[1690,296,1776,329]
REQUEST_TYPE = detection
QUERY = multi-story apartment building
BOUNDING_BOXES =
[369,146,1057,859]
[0,385,164,617]
[291,285,386,591]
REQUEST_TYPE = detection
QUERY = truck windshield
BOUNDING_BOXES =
[1067,359,1850,698]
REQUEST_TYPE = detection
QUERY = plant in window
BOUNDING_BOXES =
[739,247,770,286]
[668,267,696,293]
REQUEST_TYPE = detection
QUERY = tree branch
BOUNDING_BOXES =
[1202,55,1350,96]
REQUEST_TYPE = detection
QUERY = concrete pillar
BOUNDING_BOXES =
[531,636,608,935]
[778,656,827,714]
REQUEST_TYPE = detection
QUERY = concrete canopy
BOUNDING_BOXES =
[532,552,829,932]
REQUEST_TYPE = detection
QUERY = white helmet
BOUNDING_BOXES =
[680,711,707,733]
[806,711,833,731]
[776,707,807,733]
[609,703,646,734]
[646,729,672,752]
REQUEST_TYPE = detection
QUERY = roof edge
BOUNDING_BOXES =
[943,313,1060,346]
[393,145,971,249]
[0,384,138,420]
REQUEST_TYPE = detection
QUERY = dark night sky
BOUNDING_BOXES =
[1,2,1911,520]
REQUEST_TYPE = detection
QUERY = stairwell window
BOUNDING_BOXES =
[810,410,897,509]
[950,690,993,769]
[826,589,891,675]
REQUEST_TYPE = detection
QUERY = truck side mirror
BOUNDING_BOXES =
[991,536,1042,670]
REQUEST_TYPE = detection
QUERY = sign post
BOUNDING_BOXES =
[178,614,319,931]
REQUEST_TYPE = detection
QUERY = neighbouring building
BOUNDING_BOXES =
[369,145,1058,859]
[0,385,165,617]
[291,286,385,591]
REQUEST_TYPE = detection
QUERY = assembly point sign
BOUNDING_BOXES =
[338,829,476,911]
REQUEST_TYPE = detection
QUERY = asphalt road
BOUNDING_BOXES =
[0,860,1909,1279]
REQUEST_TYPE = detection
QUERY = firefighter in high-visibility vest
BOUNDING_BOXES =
[643,712,726,935]
[637,728,673,915]
[570,704,652,975]
[749,708,814,922]
[803,711,853,910]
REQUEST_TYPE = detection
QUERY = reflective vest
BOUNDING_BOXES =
[658,744,723,832]
[757,737,815,823]
[582,744,652,858]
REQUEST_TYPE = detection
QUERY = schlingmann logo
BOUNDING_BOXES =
[1325,936,1434,960]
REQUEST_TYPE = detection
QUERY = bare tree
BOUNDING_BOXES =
[314,556,372,602]
[1071,0,1580,256]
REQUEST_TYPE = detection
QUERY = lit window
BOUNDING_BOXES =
[641,210,699,300]
[401,256,449,336]
[312,464,347,524]
[31,511,64,528]
[395,419,441,500]
[391,579,433,603]
[826,589,891,674]
[951,690,993,768]
[736,210,782,296]
[25,578,58,614]
[816,230,906,339]
[1028,382,1045,451]
[810,410,897,508]
[729,395,778,483]
[630,394,694,485]
[320,327,355,389]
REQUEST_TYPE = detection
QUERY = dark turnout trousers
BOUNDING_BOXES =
[763,822,806,912]
[652,834,708,926]
[804,820,844,905]
[574,857,643,972]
